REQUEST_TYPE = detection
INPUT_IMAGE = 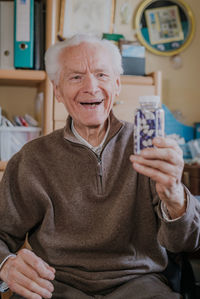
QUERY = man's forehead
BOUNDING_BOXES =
[60,43,113,72]
[61,43,110,61]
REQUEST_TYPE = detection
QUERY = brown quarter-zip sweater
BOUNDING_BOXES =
[0,112,200,295]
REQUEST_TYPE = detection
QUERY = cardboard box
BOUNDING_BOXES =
[121,45,145,76]
[122,56,145,76]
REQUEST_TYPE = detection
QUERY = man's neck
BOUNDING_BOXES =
[73,120,108,147]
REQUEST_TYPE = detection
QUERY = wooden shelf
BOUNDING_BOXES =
[121,75,154,86]
[0,0,59,177]
[0,69,46,86]
[0,161,7,171]
[0,70,46,171]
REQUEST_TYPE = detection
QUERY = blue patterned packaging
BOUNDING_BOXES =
[134,96,165,154]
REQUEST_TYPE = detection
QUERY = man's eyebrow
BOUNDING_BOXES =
[95,68,109,73]
[63,69,85,75]
[62,67,111,75]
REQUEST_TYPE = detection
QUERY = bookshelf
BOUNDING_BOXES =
[0,0,60,175]
[0,70,45,173]
[0,69,46,82]
[0,69,46,85]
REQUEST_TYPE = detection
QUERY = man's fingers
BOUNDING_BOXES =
[43,260,56,275]
[18,249,55,280]
[3,252,54,298]
[139,147,183,167]
[132,162,178,187]
[10,283,42,299]
[0,249,55,298]
[153,137,182,153]
[17,260,54,293]
[130,155,182,178]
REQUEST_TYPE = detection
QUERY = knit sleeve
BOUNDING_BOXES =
[0,150,44,264]
[150,180,200,253]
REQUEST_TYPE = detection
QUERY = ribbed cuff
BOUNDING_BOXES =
[0,254,17,270]
[0,281,9,293]
[0,254,17,293]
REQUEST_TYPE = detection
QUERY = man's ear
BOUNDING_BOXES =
[53,82,63,103]
[115,76,121,97]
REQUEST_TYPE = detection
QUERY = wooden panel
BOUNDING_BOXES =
[0,171,4,180]
[113,72,162,122]
[0,161,7,171]
[43,77,54,135]
[113,85,155,122]
[43,0,61,135]
[54,120,67,130]
[0,70,46,85]
[54,100,68,121]
[120,75,153,85]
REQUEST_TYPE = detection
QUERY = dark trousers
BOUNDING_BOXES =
[10,273,182,299]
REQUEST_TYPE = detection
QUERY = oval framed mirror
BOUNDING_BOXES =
[135,0,195,56]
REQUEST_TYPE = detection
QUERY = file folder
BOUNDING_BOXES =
[14,0,34,68]
[0,1,14,69]
[34,0,45,70]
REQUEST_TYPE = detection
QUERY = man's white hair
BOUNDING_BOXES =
[45,34,124,84]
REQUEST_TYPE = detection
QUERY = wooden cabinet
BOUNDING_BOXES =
[53,71,162,129]
[182,164,200,195]
[113,71,162,122]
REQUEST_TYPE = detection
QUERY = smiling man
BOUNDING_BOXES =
[0,34,200,299]
[52,40,121,146]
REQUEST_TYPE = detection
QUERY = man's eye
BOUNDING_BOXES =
[98,73,106,78]
[73,75,81,80]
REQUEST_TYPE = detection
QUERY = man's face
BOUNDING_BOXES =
[54,42,120,128]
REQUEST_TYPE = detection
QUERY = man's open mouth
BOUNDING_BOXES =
[80,99,104,106]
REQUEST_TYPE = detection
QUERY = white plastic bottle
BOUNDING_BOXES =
[134,95,165,154]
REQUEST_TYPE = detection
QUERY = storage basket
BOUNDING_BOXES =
[0,127,41,161]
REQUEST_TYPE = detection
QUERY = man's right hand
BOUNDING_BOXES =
[0,248,55,299]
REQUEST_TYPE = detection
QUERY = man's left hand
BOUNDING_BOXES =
[130,137,186,219]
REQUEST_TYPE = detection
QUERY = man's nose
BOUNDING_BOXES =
[83,74,99,94]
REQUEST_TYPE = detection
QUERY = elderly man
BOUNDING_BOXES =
[0,34,200,299]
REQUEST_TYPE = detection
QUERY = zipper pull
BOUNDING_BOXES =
[97,160,102,176]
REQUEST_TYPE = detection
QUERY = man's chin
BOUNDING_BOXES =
[84,122,105,129]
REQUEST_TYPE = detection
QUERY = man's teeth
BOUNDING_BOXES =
[84,103,97,105]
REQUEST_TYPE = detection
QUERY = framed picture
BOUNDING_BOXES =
[134,0,195,56]
[58,0,115,39]
[145,6,184,45]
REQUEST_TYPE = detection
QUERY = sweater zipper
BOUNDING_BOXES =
[67,141,104,194]
[97,157,103,194]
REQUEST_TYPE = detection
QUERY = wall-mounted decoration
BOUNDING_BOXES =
[134,0,195,56]
[58,0,115,39]
[119,1,132,25]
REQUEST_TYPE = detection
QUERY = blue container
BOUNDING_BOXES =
[195,123,200,139]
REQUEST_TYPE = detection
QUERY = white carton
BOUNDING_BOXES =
[0,127,41,161]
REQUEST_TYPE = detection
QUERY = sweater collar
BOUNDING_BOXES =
[63,110,124,147]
